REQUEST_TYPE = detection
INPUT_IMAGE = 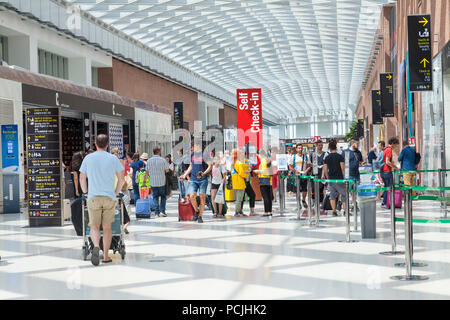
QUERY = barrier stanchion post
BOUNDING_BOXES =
[308,178,313,225]
[338,180,358,242]
[380,174,404,255]
[439,169,448,217]
[278,174,285,216]
[296,175,302,220]
[352,183,358,232]
[391,188,428,281]
[315,176,320,227]
[345,180,350,242]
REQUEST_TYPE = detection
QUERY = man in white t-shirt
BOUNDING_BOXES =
[80,134,125,266]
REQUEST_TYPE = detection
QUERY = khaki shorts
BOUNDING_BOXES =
[87,196,116,226]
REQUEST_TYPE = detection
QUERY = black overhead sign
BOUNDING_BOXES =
[408,14,432,91]
[380,73,394,117]
[26,107,63,227]
[355,119,364,139]
[174,102,183,130]
[371,90,383,125]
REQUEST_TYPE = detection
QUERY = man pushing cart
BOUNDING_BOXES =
[79,134,126,266]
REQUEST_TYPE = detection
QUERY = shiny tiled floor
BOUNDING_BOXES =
[1,192,450,300]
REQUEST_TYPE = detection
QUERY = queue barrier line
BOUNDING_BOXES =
[411,195,450,202]
[399,185,450,191]
[313,178,353,183]
[279,175,313,180]
[395,217,450,224]
[359,169,450,176]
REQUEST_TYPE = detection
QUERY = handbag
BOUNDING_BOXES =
[226,171,233,190]
[123,174,132,191]
[215,183,225,204]
[259,177,271,186]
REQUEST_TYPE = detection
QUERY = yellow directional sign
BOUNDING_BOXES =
[377,90,381,95]
[419,17,428,26]
[386,74,392,80]
[27,136,30,141]
[420,58,429,67]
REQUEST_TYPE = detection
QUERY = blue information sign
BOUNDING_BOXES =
[1,124,20,213]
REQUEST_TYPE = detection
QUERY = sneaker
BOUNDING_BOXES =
[193,212,199,221]
[155,214,160,218]
[332,211,338,217]
[198,216,203,223]
[302,200,308,209]
[381,204,389,210]
[160,213,167,217]
[91,247,100,266]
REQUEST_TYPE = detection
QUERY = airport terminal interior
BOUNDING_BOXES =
[0,0,450,301]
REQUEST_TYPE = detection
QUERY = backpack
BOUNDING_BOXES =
[137,169,150,189]
[373,150,385,171]
[414,152,421,165]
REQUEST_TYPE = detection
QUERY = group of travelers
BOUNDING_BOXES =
[370,138,421,208]
[283,136,421,215]
[72,132,422,266]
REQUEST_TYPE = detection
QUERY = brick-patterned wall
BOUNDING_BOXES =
[99,58,199,131]
[220,104,237,128]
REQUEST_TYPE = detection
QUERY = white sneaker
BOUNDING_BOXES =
[160,213,167,217]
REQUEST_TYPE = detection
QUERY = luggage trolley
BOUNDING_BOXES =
[81,195,126,261]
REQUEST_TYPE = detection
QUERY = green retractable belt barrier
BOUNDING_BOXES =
[313,178,352,184]
[395,217,450,224]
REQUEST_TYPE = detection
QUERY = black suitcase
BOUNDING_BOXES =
[322,194,332,211]
[71,198,83,236]
[322,194,342,211]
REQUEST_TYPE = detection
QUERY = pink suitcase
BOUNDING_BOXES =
[387,190,402,209]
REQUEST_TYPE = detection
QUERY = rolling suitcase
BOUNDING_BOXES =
[178,196,195,221]
[322,194,332,211]
[71,198,83,236]
[387,190,402,209]
[135,198,152,219]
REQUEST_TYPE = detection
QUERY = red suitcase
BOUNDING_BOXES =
[178,197,195,221]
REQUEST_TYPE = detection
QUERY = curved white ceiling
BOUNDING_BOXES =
[67,0,395,123]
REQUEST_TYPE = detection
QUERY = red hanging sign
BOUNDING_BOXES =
[314,136,322,143]
[237,88,262,149]
[408,137,416,146]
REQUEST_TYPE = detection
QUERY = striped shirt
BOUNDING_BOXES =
[146,155,169,187]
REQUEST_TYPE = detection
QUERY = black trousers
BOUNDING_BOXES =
[243,180,256,209]
[260,185,273,213]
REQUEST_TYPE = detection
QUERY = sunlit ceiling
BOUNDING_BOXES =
[67,0,395,122]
